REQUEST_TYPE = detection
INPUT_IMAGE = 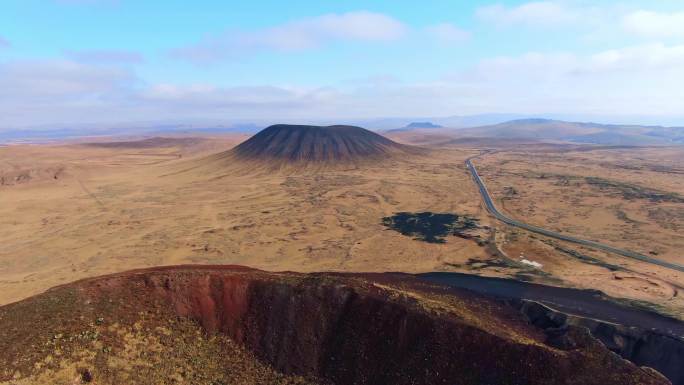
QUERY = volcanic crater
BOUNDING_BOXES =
[0,265,670,385]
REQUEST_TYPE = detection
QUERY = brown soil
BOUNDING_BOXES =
[81,137,207,149]
[0,265,670,385]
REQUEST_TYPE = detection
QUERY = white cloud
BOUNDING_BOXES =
[64,49,144,64]
[0,59,349,127]
[588,43,684,72]
[0,60,135,98]
[476,1,608,29]
[477,3,684,47]
[139,84,307,110]
[471,43,684,79]
[448,43,684,115]
[4,42,684,128]
[0,60,138,126]
[425,23,471,43]
[477,2,578,27]
[623,10,684,39]
[171,11,406,63]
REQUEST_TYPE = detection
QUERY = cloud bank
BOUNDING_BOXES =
[623,10,684,39]
[476,2,589,27]
[4,41,684,128]
[4,4,684,129]
[171,11,407,63]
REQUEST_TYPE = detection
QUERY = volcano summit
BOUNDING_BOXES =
[230,124,422,164]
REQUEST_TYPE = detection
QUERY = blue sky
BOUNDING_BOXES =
[2,0,684,128]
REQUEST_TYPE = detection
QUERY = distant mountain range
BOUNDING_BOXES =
[0,123,264,144]
[356,114,526,130]
[3,116,684,146]
[406,122,442,129]
[384,122,444,133]
[449,119,684,146]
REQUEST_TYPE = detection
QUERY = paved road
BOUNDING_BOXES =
[466,153,684,273]
[418,272,684,337]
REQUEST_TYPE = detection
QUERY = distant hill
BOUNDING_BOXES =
[385,122,444,134]
[450,119,684,145]
[356,114,526,130]
[182,124,426,173]
[406,122,442,129]
[0,123,263,144]
[231,124,420,164]
[566,132,665,146]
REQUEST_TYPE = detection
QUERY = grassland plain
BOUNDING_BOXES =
[1,136,684,320]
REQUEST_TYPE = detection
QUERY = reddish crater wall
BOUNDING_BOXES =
[125,269,668,385]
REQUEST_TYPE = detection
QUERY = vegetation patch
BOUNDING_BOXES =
[585,177,684,203]
[549,243,623,272]
[382,212,479,243]
[648,207,684,231]
[513,272,536,282]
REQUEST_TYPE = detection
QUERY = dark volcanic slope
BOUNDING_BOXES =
[0,266,669,385]
[232,124,421,163]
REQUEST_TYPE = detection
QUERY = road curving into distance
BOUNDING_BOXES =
[466,153,684,273]
[418,271,684,337]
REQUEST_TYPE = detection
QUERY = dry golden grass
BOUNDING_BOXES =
[0,137,488,306]
[469,145,684,317]
[1,136,683,318]
[476,146,684,264]
[0,282,314,385]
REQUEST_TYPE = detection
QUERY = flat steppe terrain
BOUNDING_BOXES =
[476,146,684,261]
[1,135,683,319]
[470,144,684,315]
[0,135,487,305]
